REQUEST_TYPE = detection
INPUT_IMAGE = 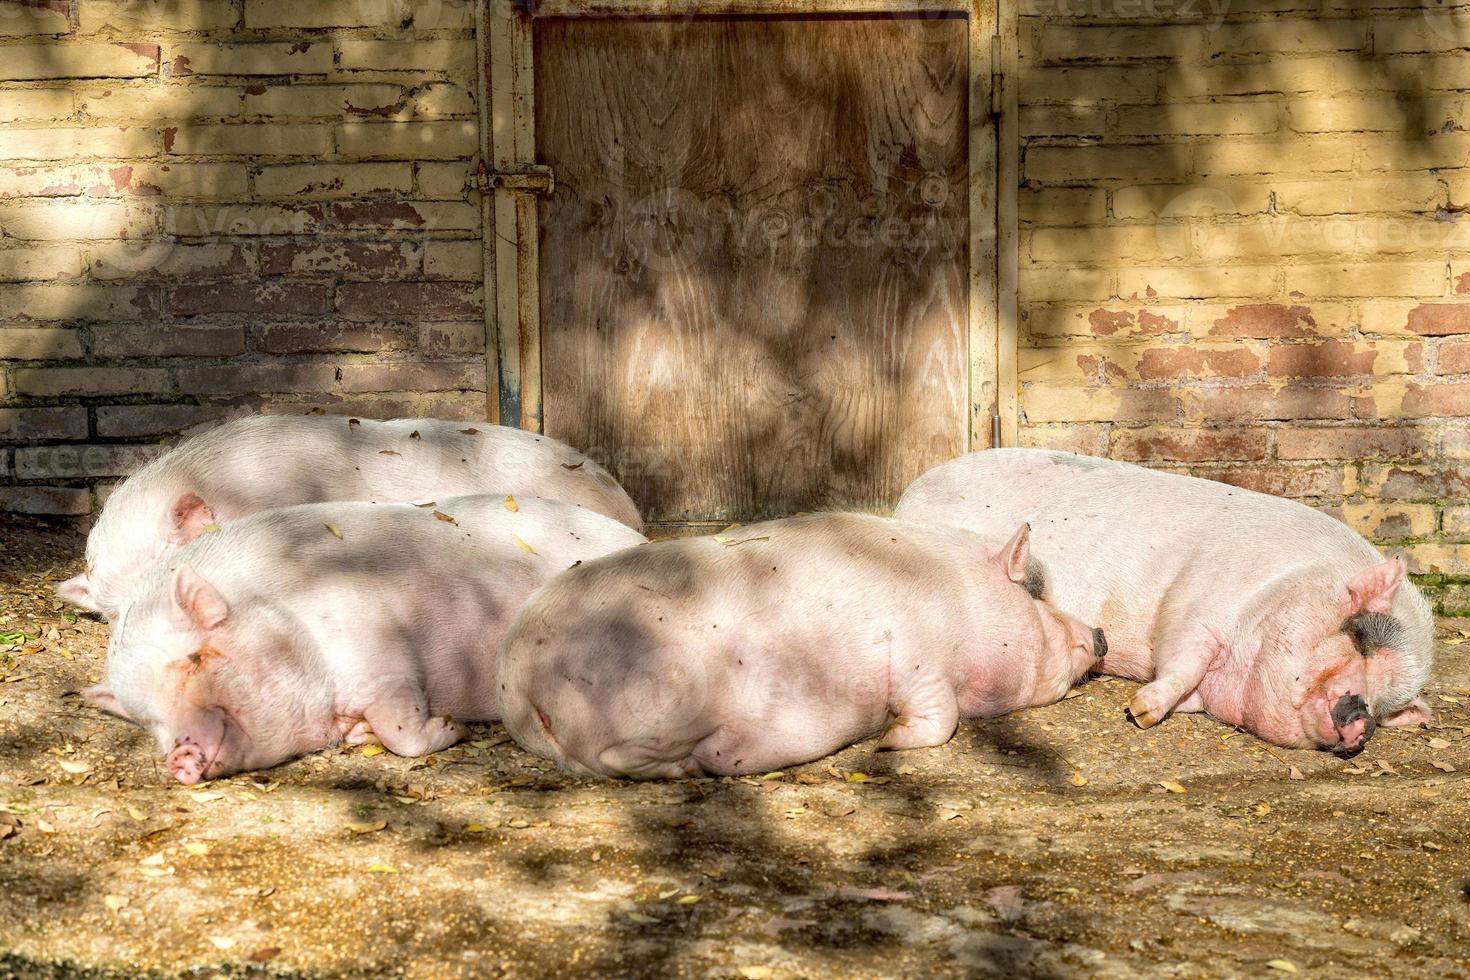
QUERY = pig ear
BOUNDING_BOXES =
[1379,696,1432,729]
[166,493,215,547]
[170,564,228,632]
[1343,555,1406,617]
[83,684,134,723]
[55,574,99,612]
[995,523,1032,586]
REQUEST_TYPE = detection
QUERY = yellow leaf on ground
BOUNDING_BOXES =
[1069,772,1088,787]
[464,823,488,833]
[513,535,535,554]
[127,806,146,822]
[1159,780,1186,794]
[103,895,128,911]
[203,523,222,534]
[36,818,55,833]
[847,772,869,783]
[58,759,90,774]
[209,936,236,950]
[677,894,700,905]
[366,864,400,874]
[432,511,458,525]
[184,841,210,856]
[346,820,387,835]
[189,791,223,803]
[738,968,773,979]
[323,523,343,540]
[503,495,518,512]
[140,852,165,866]
[360,744,385,758]
[1267,959,1298,973]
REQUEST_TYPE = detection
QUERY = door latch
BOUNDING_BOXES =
[474,162,555,196]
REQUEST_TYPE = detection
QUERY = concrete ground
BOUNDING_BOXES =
[1,515,1467,980]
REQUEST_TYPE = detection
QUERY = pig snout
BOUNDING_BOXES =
[1092,627,1108,661]
[1330,693,1376,755]
[166,739,211,785]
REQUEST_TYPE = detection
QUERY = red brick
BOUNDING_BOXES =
[1137,346,1260,380]
[1437,337,1470,375]
[1377,466,1470,501]
[1206,304,1318,339]
[1085,307,1181,337]
[1111,427,1268,463]
[1186,386,1353,421]
[0,407,88,441]
[0,486,91,515]
[1401,303,1470,335]
[174,363,338,395]
[254,322,415,354]
[1276,426,1427,461]
[13,367,169,396]
[92,324,245,358]
[1400,382,1470,418]
[338,361,486,393]
[96,404,227,438]
[15,444,162,480]
[1193,464,1350,499]
[260,242,421,277]
[334,282,482,320]
[171,282,328,317]
[1267,341,1377,378]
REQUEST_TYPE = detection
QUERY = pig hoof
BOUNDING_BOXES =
[1127,694,1163,730]
[343,720,379,746]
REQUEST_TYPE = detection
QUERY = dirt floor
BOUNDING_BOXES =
[1,516,1468,980]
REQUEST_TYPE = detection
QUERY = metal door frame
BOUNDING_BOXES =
[475,0,1019,447]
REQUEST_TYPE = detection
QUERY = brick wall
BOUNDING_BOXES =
[0,0,486,515]
[1018,0,1470,612]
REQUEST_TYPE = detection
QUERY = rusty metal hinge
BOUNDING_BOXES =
[474,162,555,196]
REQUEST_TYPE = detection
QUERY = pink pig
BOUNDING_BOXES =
[86,494,646,783]
[894,449,1435,752]
[498,514,1103,779]
[57,414,642,620]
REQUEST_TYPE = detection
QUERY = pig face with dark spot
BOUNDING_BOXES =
[88,564,330,784]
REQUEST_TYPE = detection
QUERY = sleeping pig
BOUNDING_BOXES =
[894,448,1435,752]
[498,513,1104,779]
[57,414,642,619]
[86,494,647,783]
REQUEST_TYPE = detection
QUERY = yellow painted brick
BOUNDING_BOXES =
[0,282,157,320]
[1289,97,1462,133]
[336,40,477,76]
[0,43,157,80]
[168,123,330,157]
[1025,144,1181,184]
[79,0,240,33]
[1017,266,1113,302]
[87,241,246,279]
[1116,102,1279,136]
[255,163,413,198]
[409,83,476,118]
[424,240,482,280]
[1027,225,1184,263]
[1189,217,1352,262]
[1373,13,1470,54]
[1357,133,1470,173]
[243,84,404,119]
[335,120,478,160]
[1112,182,1271,221]
[1040,24,1205,63]
[0,162,246,199]
[0,200,157,240]
[0,88,74,122]
[0,125,159,160]
[412,0,474,29]
[1018,66,1156,103]
[244,0,409,28]
[1187,302,1355,339]
[1283,261,1444,298]
[1016,422,1108,456]
[1118,266,1278,301]
[1446,425,1470,459]
[1162,58,1377,98]
[1341,502,1437,540]
[1361,299,1470,336]
[1020,104,1108,137]
[1019,188,1106,226]
[1404,543,1470,576]
[167,42,332,76]
[1025,304,1188,340]
[163,204,322,237]
[1351,214,1470,255]
[415,162,472,198]
[0,245,84,281]
[77,84,242,121]
[1193,138,1352,177]
[1207,20,1368,56]
[1022,385,1179,424]
[0,0,71,35]
[1445,505,1470,537]
[1273,176,1442,215]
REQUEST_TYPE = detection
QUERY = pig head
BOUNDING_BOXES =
[87,563,331,783]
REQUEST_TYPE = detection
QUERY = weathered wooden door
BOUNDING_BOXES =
[486,1,1012,527]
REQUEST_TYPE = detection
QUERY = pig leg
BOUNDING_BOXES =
[362,683,466,757]
[878,681,960,751]
[596,739,705,780]
[1128,625,1227,729]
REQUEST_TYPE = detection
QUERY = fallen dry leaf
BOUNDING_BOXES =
[1430,759,1456,773]
[431,511,458,525]
[460,427,480,435]
[378,450,401,457]
[249,947,281,963]
[184,841,210,856]
[366,864,400,874]
[503,495,518,512]
[1159,779,1186,794]
[346,820,387,835]
[1251,802,1273,817]
[360,744,385,758]
[209,936,236,950]
[1267,960,1298,974]
[323,523,343,540]
[1289,766,1305,781]
[1069,772,1088,787]
[512,535,535,554]
[561,460,584,470]
[1428,737,1451,750]
[202,523,223,533]
[737,968,773,980]
[58,759,90,775]
[188,791,223,803]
